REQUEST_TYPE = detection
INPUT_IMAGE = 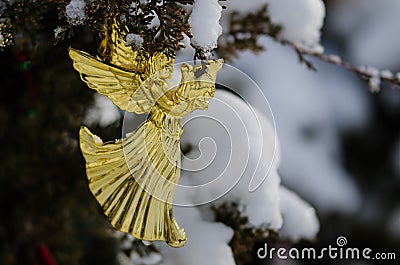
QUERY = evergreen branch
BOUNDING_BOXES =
[216,5,281,61]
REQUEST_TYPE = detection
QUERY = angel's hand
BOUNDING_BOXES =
[176,60,223,102]
[175,64,195,101]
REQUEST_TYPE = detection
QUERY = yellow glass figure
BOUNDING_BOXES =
[69,18,223,247]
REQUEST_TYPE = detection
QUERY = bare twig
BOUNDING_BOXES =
[283,40,400,92]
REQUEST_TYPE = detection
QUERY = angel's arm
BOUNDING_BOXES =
[175,59,224,101]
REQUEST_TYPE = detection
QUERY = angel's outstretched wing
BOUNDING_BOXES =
[69,48,161,114]
[70,17,174,114]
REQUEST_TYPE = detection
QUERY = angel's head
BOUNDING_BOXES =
[158,64,174,80]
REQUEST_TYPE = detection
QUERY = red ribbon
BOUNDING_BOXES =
[35,244,56,265]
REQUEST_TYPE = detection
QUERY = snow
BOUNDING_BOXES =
[85,94,121,127]
[224,0,325,48]
[149,12,160,28]
[154,89,319,264]
[125,33,144,48]
[54,27,62,39]
[0,33,4,48]
[279,187,320,242]
[66,0,86,26]
[368,76,381,93]
[179,89,283,228]
[381,69,394,80]
[327,54,342,64]
[117,88,315,264]
[358,65,379,77]
[225,37,365,214]
[189,0,222,53]
[157,191,235,265]
[117,252,135,265]
[130,252,162,265]
[267,0,325,47]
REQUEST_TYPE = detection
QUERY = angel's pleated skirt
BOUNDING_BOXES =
[79,121,186,247]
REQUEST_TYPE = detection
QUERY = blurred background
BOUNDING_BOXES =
[0,0,399,264]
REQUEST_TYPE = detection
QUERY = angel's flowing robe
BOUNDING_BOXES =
[80,106,186,247]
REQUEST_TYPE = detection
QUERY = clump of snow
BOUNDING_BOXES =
[119,232,135,250]
[85,94,121,127]
[311,45,324,55]
[327,54,342,64]
[149,12,160,28]
[116,252,134,265]
[381,69,394,79]
[157,192,235,265]
[279,187,320,241]
[130,252,162,265]
[66,0,86,26]
[268,0,325,47]
[224,0,325,48]
[359,65,379,77]
[0,33,5,48]
[54,27,63,39]
[189,0,222,53]
[358,65,382,92]
[125,33,144,48]
[368,76,381,93]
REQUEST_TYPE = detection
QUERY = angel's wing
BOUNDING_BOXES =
[98,17,143,71]
[69,48,157,114]
[98,17,173,79]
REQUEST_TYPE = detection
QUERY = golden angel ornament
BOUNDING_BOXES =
[69,19,223,247]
